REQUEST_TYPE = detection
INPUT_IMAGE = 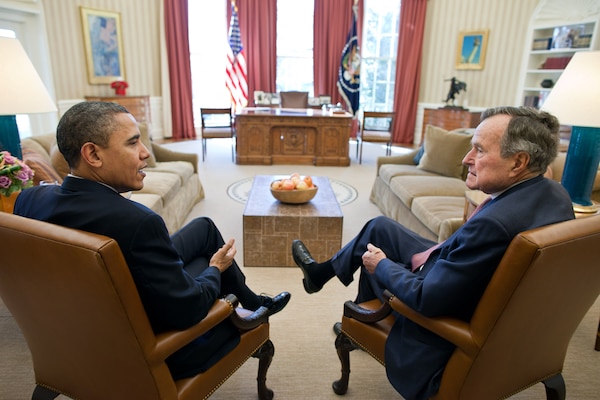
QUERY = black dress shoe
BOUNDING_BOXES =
[291,240,322,294]
[260,292,291,317]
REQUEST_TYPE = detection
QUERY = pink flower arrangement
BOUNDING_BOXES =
[0,151,34,196]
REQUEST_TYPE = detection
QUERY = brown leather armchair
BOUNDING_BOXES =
[333,215,600,400]
[0,212,274,400]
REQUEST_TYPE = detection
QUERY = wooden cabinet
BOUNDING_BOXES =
[85,96,151,125]
[518,1,599,108]
[421,108,481,141]
[235,108,351,166]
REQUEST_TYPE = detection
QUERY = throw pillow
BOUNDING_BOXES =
[417,125,473,179]
[139,123,156,167]
[21,147,63,186]
[413,145,425,164]
[50,144,70,179]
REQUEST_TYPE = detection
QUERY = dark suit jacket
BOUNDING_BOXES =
[14,177,239,378]
[373,176,575,399]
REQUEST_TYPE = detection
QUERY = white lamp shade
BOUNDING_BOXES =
[541,51,600,128]
[0,37,57,116]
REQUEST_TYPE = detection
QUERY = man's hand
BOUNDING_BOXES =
[209,238,237,273]
[362,243,387,274]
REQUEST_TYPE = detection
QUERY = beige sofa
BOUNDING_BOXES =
[20,126,204,234]
[369,125,600,243]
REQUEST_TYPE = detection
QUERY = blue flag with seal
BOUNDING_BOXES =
[337,4,360,116]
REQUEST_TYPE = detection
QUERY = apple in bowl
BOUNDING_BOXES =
[270,174,318,204]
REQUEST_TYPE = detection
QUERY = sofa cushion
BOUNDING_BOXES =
[379,164,438,185]
[411,196,467,238]
[137,171,181,204]
[21,147,63,186]
[417,125,473,179]
[147,161,195,185]
[390,175,467,209]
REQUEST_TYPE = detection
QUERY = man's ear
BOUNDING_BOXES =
[512,151,530,173]
[80,142,102,168]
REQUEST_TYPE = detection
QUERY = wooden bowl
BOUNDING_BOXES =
[270,185,318,204]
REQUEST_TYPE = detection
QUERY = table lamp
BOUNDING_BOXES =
[541,51,600,213]
[0,37,57,159]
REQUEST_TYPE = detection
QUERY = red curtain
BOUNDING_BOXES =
[313,0,363,106]
[391,0,427,145]
[164,0,196,139]
[231,0,277,100]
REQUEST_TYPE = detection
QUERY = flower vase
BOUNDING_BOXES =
[115,88,127,96]
[0,191,20,214]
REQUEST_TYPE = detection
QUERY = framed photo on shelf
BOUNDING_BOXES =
[455,30,489,70]
[80,7,126,85]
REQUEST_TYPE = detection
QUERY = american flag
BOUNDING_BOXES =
[226,4,248,112]
[337,3,360,116]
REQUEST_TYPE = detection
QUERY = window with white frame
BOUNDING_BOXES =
[359,0,400,113]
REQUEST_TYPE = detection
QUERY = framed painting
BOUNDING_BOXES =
[80,7,126,84]
[455,30,489,70]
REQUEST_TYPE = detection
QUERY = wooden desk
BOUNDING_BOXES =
[422,107,481,142]
[235,108,352,166]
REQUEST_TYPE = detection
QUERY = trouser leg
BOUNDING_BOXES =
[331,216,435,286]
[171,217,260,308]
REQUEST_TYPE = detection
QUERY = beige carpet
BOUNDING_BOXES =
[1,139,598,399]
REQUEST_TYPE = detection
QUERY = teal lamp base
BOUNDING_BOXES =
[0,115,21,159]
[561,125,600,213]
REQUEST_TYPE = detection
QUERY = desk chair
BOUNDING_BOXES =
[0,212,275,400]
[279,91,309,109]
[333,215,600,400]
[200,108,235,162]
[357,111,394,164]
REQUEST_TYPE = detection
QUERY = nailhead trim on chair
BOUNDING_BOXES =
[339,327,385,366]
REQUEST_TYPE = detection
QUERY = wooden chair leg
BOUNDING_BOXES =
[332,332,358,395]
[542,374,566,400]
[595,315,600,351]
[253,339,274,400]
[32,385,59,400]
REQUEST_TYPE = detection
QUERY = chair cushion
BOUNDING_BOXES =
[417,125,473,179]
[148,161,195,185]
[411,196,466,236]
[201,127,233,139]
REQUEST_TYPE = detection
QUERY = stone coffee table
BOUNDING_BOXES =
[243,175,343,267]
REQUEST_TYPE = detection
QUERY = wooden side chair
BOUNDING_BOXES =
[333,215,600,400]
[200,107,235,162]
[279,91,309,109]
[0,212,275,400]
[357,111,395,164]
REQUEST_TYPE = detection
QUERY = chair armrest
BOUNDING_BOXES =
[153,295,237,361]
[151,143,199,174]
[343,299,393,323]
[382,290,479,357]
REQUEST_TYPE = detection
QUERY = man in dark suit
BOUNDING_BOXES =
[14,101,290,380]
[292,106,575,400]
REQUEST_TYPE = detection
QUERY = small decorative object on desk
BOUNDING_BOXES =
[270,173,318,204]
[110,80,129,96]
[540,79,554,88]
[0,151,34,213]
